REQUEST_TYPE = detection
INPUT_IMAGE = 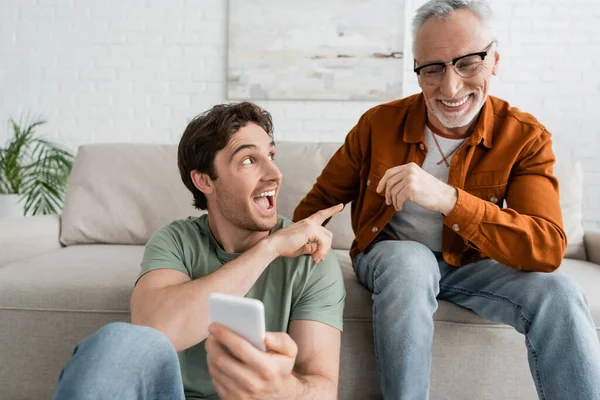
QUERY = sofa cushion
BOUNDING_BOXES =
[0,245,142,311]
[335,250,600,325]
[60,144,204,246]
[0,245,139,400]
[6,245,594,325]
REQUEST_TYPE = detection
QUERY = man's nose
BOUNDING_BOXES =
[439,66,464,98]
[263,158,282,181]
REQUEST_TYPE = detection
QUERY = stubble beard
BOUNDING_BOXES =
[426,90,487,129]
[213,182,277,233]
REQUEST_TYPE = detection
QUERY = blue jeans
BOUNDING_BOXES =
[52,322,185,400]
[353,240,600,400]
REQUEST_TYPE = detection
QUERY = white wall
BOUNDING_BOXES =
[1,0,599,228]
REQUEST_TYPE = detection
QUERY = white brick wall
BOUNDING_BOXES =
[1,0,599,228]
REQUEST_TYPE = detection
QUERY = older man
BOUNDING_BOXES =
[294,0,600,398]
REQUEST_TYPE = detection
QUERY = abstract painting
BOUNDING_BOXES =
[227,0,405,101]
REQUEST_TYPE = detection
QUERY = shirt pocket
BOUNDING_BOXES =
[363,159,390,197]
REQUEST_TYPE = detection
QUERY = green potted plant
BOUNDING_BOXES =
[0,117,74,218]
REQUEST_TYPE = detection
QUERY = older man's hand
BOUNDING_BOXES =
[376,162,458,215]
[206,323,299,400]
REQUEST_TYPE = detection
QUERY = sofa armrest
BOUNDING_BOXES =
[584,231,600,266]
[0,215,61,266]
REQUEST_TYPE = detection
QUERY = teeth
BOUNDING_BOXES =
[257,190,275,197]
[441,95,469,108]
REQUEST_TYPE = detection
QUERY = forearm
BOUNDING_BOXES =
[290,374,338,400]
[131,240,278,351]
[444,188,566,272]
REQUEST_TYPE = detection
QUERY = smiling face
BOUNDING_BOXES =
[414,9,500,134]
[208,122,282,233]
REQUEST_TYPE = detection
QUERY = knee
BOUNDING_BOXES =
[372,241,440,289]
[81,322,176,362]
[531,272,587,311]
[93,322,170,344]
[56,324,180,397]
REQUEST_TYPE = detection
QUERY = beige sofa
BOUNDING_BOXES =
[1,142,599,400]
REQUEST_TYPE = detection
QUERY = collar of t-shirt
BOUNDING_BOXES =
[424,121,469,167]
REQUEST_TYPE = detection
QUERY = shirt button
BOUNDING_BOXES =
[419,143,425,151]
[372,227,379,233]
[452,224,460,232]
[367,179,371,186]
[490,196,498,204]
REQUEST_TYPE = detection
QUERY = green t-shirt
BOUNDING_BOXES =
[139,214,346,400]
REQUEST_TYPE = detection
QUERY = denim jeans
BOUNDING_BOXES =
[353,240,600,400]
[52,322,185,400]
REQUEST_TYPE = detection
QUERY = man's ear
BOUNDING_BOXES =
[191,170,214,195]
[417,75,424,90]
[492,41,500,76]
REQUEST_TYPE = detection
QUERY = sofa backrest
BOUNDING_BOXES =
[60,143,585,259]
[60,144,204,246]
[59,142,354,249]
[554,152,585,260]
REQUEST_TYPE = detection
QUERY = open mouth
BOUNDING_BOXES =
[253,189,275,212]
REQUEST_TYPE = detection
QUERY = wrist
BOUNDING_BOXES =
[257,236,280,260]
[439,184,458,216]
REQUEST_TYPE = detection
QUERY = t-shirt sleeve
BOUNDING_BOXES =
[137,224,192,284]
[290,251,346,332]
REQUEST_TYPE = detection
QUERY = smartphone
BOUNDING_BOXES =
[207,293,266,351]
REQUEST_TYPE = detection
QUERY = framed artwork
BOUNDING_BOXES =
[227,0,405,101]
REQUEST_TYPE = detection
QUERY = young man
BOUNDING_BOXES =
[294,0,600,399]
[53,102,345,400]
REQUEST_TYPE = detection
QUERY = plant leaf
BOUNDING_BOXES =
[2,116,73,215]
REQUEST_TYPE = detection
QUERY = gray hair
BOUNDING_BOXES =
[412,0,494,52]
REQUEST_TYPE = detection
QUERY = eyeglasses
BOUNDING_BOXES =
[413,40,496,85]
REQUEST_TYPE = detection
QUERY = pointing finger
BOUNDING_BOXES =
[309,203,344,225]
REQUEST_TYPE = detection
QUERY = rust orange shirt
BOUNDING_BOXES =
[293,93,567,272]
